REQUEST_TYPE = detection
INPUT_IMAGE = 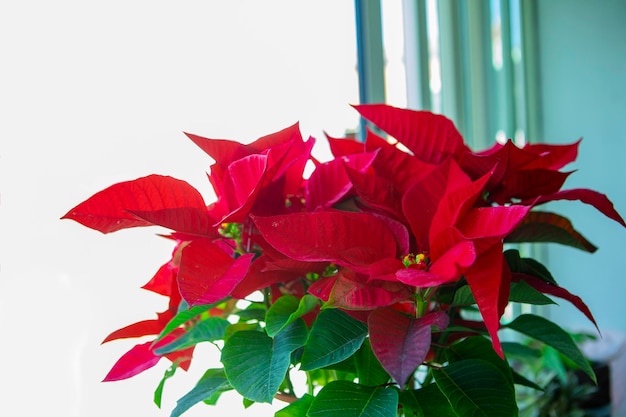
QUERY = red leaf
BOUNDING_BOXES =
[322,269,412,310]
[369,308,448,387]
[465,243,507,358]
[354,104,466,164]
[252,211,397,267]
[177,239,254,306]
[530,188,626,227]
[103,341,161,382]
[326,133,365,157]
[62,175,211,235]
[457,205,531,240]
[522,139,581,170]
[514,273,598,330]
[102,320,165,344]
[305,151,378,210]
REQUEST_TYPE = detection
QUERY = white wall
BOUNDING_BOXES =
[0,2,358,416]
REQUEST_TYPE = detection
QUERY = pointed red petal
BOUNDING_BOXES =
[305,151,377,210]
[177,239,254,306]
[103,341,161,382]
[354,104,466,164]
[522,139,581,170]
[102,320,165,344]
[465,244,506,358]
[326,133,365,157]
[457,205,531,240]
[324,269,411,310]
[62,175,211,234]
[369,308,448,387]
[530,188,626,227]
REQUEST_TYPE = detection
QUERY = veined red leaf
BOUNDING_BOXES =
[530,188,626,227]
[141,260,177,297]
[177,239,254,306]
[103,341,161,382]
[62,175,211,235]
[490,169,572,202]
[457,205,531,240]
[252,211,397,266]
[326,133,365,157]
[347,166,404,220]
[305,151,378,211]
[369,308,449,387]
[505,211,597,252]
[102,319,165,344]
[323,269,411,310]
[364,128,436,193]
[354,103,466,164]
[522,139,581,170]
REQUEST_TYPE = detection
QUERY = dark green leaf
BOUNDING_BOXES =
[509,280,556,305]
[447,336,514,386]
[511,370,544,391]
[154,317,229,355]
[354,339,389,386]
[506,314,596,383]
[452,285,475,305]
[266,294,318,337]
[170,368,230,417]
[275,394,314,417]
[235,303,266,321]
[400,384,457,417]
[221,319,307,403]
[307,381,398,417]
[504,250,556,284]
[501,341,542,360]
[300,309,367,371]
[434,359,518,417]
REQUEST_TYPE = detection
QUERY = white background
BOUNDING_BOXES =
[0,2,360,416]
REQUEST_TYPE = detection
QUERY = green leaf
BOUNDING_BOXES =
[154,364,177,408]
[275,394,314,417]
[266,295,318,337]
[434,359,518,417]
[170,368,230,417]
[509,280,556,305]
[400,384,457,417]
[154,302,219,343]
[504,249,556,285]
[221,319,307,403]
[511,371,544,391]
[354,339,389,386]
[447,336,514,386]
[307,380,398,417]
[154,317,229,355]
[506,314,596,383]
[235,303,267,322]
[300,309,368,371]
[452,285,475,305]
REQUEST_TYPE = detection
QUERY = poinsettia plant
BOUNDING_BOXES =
[63,104,625,417]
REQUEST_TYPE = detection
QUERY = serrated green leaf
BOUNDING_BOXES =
[154,302,220,343]
[221,319,307,403]
[506,314,596,383]
[354,339,389,386]
[307,381,398,417]
[154,317,229,355]
[266,295,318,337]
[300,309,367,371]
[400,384,457,417]
[275,394,314,417]
[170,368,230,417]
[509,280,556,305]
[434,359,518,417]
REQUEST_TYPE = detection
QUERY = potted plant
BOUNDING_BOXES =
[63,104,625,416]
